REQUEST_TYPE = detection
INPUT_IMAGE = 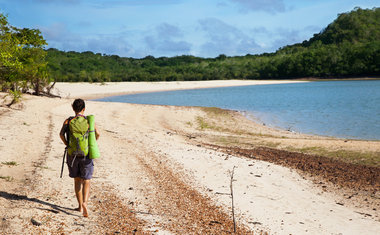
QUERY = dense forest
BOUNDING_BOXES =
[46,7,380,82]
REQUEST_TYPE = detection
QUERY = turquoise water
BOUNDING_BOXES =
[95,80,380,140]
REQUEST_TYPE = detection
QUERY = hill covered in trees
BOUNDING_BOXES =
[46,7,379,82]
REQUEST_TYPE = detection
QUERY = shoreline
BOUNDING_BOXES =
[52,80,309,99]
[239,110,380,142]
[52,78,380,100]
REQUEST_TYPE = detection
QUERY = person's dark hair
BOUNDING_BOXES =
[72,99,85,113]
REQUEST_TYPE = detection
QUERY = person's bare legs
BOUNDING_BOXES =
[82,179,91,217]
[74,177,83,212]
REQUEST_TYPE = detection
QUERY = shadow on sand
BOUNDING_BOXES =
[0,191,78,216]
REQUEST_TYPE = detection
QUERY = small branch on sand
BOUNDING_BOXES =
[230,166,236,233]
[6,99,16,108]
[215,192,230,195]
[47,81,56,94]
[130,210,153,215]
[40,91,61,98]
[130,210,175,218]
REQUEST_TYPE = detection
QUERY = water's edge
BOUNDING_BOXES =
[94,80,380,141]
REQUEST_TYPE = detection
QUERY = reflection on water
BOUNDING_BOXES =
[96,80,380,140]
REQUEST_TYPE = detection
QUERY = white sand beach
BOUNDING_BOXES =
[52,80,307,99]
[0,80,379,234]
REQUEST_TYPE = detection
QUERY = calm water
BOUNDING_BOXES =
[96,80,380,140]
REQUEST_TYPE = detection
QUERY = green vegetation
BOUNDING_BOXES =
[200,107,230,116]
[197,107,276,138]
[45,7,380,82]
[1,161,18,166]
[0,175,14,181]
[196,116,212,130]
[286,146,380,167]
[0,13,51,105]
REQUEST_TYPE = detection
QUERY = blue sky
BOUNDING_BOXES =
[0,0,377,58]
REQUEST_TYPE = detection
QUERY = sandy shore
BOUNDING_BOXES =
[0,80,379,234]
[52,80,307,99]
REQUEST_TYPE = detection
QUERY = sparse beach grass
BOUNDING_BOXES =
[197,107,276,138]
[195,107,380,168]
[286,146,380,167]
[0,175,14,181]
[1,161,18,166]
[211,134,380,167]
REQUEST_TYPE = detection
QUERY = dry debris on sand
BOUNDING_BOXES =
[205,144,380,216]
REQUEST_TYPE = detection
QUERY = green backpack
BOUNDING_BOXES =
[68,115,89,157]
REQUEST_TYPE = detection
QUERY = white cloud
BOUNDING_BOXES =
[143,23,192,56]
[198,18,261,57]
[40,22,138,56]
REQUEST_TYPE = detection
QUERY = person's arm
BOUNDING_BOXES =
[59,120,69,146]
[94,125,100,140]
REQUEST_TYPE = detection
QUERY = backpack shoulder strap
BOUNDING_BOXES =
[66,116,74,143]
[67,116,76,125]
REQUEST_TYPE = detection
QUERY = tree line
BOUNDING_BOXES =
[46,7,379,83]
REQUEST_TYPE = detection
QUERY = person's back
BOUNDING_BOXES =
[59,98,100,217]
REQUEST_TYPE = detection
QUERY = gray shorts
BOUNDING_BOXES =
[67,154,94,180]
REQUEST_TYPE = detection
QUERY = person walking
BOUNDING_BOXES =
[59,98,100,217]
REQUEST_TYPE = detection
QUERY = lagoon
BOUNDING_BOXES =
[96,80,380,140]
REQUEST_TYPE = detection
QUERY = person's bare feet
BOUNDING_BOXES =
[75,207,83,212]
[82,202,89,217]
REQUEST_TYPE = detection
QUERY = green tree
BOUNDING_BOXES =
[0,13,50,104]
[0,14,23,94]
